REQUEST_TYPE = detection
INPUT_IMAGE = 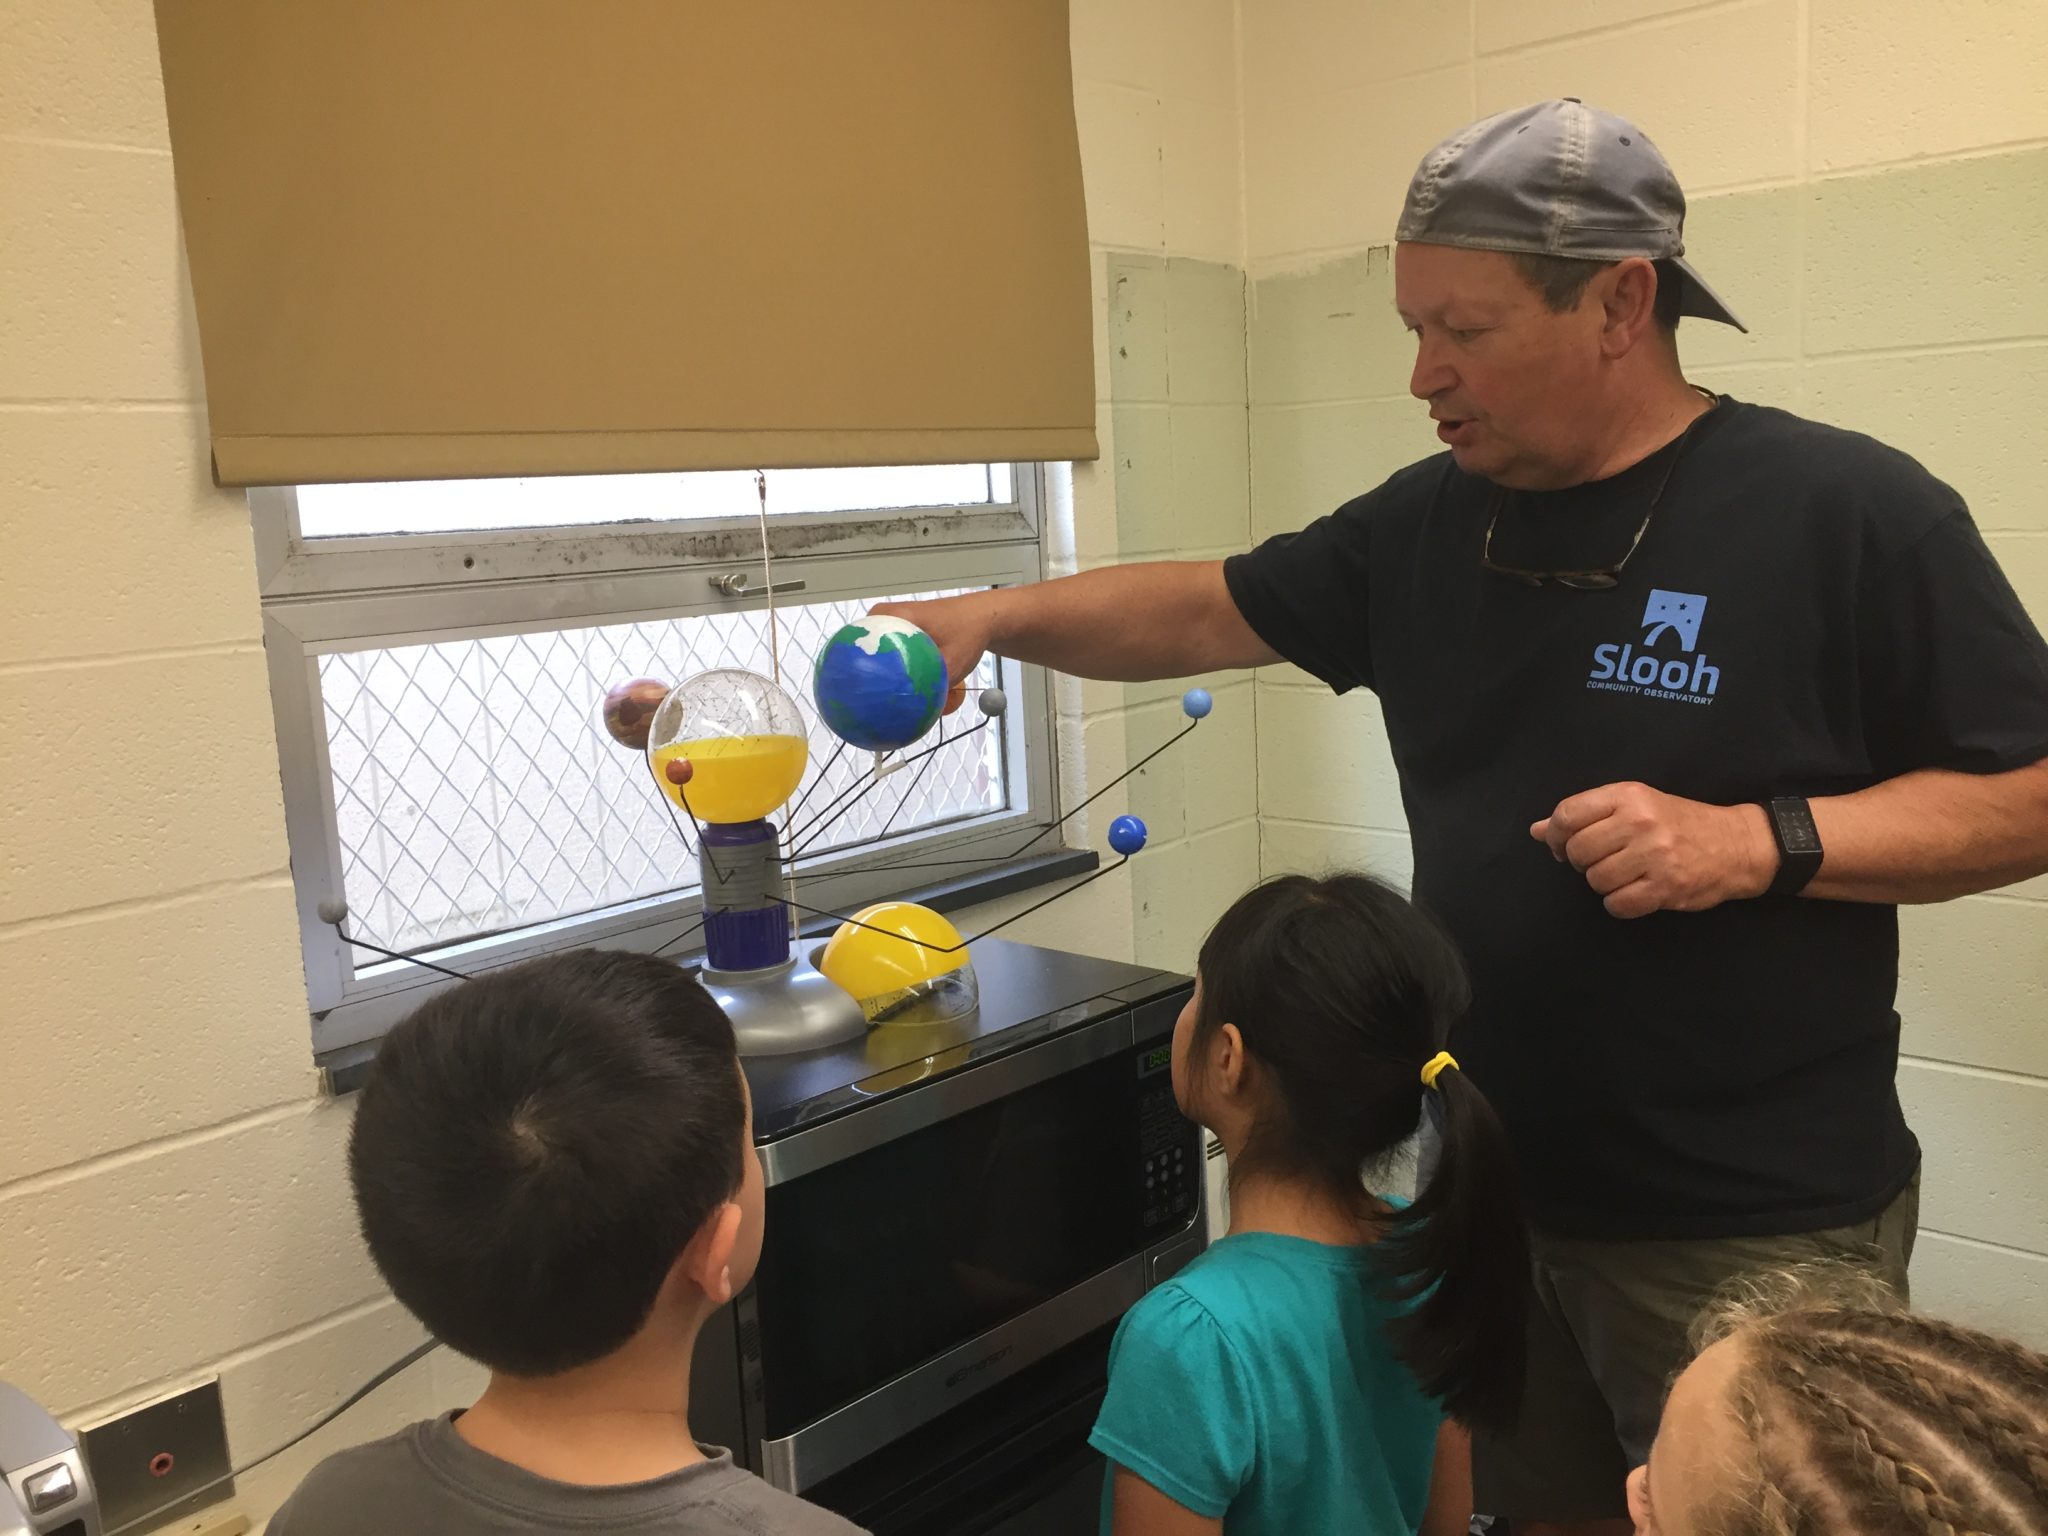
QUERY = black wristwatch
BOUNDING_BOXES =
[1763,796,1823,897]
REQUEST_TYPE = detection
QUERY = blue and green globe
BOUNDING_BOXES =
[812,616,950,752]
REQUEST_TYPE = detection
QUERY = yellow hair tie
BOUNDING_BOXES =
[1420,1051,1459,1091]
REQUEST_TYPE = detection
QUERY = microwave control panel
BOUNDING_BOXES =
[1135,1036,1200,1236]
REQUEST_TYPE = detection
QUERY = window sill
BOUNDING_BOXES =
[318,845,1100,1095]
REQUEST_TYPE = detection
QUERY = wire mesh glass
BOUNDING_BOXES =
[318,591,1005,964]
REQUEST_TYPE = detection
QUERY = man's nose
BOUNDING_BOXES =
[1410,336,1456,402]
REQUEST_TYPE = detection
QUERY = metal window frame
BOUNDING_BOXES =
[257,469,1057,1057]
[250,468,1040,599]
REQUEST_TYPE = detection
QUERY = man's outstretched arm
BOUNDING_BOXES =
[874,561,1279,686]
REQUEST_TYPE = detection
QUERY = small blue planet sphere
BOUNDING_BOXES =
[812,616,950,752]
[1181,688,1213,720]
[1107,815,1149,857]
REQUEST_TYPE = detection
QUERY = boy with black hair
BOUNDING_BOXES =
[270,948,863,1535]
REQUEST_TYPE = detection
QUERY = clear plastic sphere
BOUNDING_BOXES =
[645,668,810,824]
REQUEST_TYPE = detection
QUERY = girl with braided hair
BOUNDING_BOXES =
[1627,1276,2048,1535]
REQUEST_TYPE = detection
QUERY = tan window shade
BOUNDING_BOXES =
[153,2,1098,486]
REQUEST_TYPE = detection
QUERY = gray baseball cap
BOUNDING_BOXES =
[1397,99,1745,332]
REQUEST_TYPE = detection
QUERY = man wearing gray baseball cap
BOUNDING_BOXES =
[880,101,2048,1531]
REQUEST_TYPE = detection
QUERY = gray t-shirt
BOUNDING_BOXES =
[267,1415,866,1535]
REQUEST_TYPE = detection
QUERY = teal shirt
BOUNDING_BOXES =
[1089,1231,1441,1535]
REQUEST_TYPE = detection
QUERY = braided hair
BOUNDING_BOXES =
[1693,1280,2048,1536]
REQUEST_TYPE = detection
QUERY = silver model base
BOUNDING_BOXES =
[701,953,869,1058]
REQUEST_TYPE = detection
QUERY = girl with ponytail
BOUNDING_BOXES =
[1089,872,1531,1536]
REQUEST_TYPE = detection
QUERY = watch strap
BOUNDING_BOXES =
[1764,796,1823,898]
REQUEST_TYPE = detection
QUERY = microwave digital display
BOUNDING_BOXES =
[1139,1043,1172,1075]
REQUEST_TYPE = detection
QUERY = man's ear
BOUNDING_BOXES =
[678,1200,744,1307]
[1597,256,1660,355]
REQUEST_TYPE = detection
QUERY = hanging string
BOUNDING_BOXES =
[757,468,798,936]
[756,470,782,687]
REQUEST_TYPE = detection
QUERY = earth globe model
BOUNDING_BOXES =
[643,668,810,824]
[811,615,950,753]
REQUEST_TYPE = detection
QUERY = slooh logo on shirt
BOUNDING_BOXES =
[1588,590,1719,704]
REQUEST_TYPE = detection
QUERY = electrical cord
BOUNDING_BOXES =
[100,1339,443,1536]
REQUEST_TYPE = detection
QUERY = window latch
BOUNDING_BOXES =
[709,572,807,599]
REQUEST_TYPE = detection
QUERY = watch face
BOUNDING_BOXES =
[1774,800,1821,854]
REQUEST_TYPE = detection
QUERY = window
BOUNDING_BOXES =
[257,465,1057,1058]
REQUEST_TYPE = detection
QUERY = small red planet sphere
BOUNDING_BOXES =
[601,677,671,750]
[663,757,695,787]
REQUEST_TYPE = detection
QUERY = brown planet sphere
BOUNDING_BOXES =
[664,757,695,787]
[601,677,671,750]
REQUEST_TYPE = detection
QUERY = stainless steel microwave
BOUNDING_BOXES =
[691,939,1206,1535]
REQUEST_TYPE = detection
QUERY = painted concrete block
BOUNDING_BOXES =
[0,142,202,403]
[959,861,1138,969]
[0,881,311,1179]
[1091,253,1115,405]
[1475,0,1714,55]
[1076,81,1166,252]
[1070,0,1166,96]
[1257,685,1405,830]
[1689,361,1802,414]
[1163,98,1242,264]
[1164,259,1248,407]
[3,1103,382,1413]
[1249,248,1412,406]
[1805,149,2048,355]
[0,410,263,663]
[1984,533,2048,632]
[1183,680,1259,836]
[1898,1061,2048,1255]
[1806,345,2048,534]
[1157,0,1238,107]
[1810,0,2048,173]
[1107,254,1170,404]
[1245,0,1471,100]
[0,650,291,925]
[1251,397,1436,541]
[1675,185,1803,367]
[1908,1230,2048,1350]
[1086,702,1186,844]
[1071,404,1120,567]
[1476,1,1801,195]
[1899,896,2048,1081]
[1247,68,1474,266]
[1,0,170,150]
[1108,401,1174,556]
[1170,402,1253,553]
[1135,817,1259,971]
[1262,819,1416,891]
[213,1300,445,1522]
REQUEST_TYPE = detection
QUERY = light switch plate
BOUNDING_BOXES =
[79,1378,234,1535]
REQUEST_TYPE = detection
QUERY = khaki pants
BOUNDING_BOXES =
[1470,1173,1920,1523]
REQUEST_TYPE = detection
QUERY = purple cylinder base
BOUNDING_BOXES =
[699,818,791,972]
[703,905,791,972]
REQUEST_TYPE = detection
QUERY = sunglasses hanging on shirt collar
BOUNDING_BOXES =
[1480,389,1719,591]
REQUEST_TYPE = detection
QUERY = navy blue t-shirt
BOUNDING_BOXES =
[1225,398,2048,1239]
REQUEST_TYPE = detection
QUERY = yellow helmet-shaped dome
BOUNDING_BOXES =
[819,902,979,1025]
